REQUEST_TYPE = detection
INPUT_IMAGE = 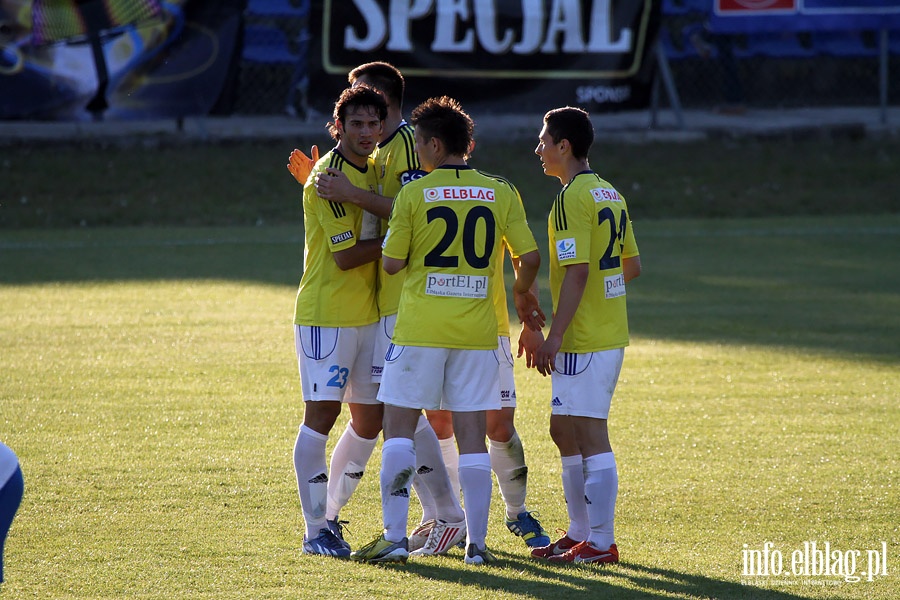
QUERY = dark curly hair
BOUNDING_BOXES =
[327,85,388,141]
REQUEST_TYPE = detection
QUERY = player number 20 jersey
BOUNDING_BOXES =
[384,165,538,350]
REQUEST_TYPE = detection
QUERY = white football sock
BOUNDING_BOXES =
[560,453,588,542]
[413,415,464,523]
[380,437,415,543]
[489,432,528,519]
[459,453,492,549]
[439,435,461,499]
[293,425,329,539]
[583,452,617,551]
[411,416,438,523]
[326,422,378,520]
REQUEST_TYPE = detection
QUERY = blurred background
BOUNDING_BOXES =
[2,0,899,123]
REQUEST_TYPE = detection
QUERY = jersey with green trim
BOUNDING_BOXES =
[548,171,639,353]
[384,165,538,350]
[294,149,379,327]
[374,122,424,318]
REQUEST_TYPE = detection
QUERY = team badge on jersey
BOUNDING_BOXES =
[591,187,623,203]
[556,238,577,261]
[400,169,428,187]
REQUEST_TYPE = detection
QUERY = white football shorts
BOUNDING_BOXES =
[295,323,379,404]
[550,347,625,419]
[498,336,516,408]
[370,313,397,383]
[378,345,501,412]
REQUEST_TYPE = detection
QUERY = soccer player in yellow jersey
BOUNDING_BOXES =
[292,85,387,558]
[289,63,467,555]
[412,229,552,552]
[313,64,551,554]
[351,96,542,565]
[529,107,642,565]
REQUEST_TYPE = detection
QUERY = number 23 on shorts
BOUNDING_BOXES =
[327,365,349,388]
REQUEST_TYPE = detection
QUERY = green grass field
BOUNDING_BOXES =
[2,214,897,599]
[4,136,900,228]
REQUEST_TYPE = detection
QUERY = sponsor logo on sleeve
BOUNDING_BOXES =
[591,187,623,203]
[424,186,495,202]
[556,238,577,261]
[330,230,354,245]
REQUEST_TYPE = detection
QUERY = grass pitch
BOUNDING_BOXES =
[1,215,897,599]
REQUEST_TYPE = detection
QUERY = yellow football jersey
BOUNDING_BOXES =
[374,122,425,318]
[294,149,380,327]
[548,171,639,353]
[481,172,531,338]
[384,165,538,350]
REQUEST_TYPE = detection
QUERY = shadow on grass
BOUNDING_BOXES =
[0,228,303,287]
[367,551,816,600]
[1,220,898,361]
[625,223,900,362]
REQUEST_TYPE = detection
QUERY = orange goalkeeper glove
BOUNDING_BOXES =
[287,145,319,185]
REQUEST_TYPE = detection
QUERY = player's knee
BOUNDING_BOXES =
[426,410,454,439]
[350,418,382,439]
[302,401,342,434]
[549,419,578,455]
[486,419,515,443]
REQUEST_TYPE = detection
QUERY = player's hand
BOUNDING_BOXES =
[513,289,545,331]
[287,145,318,185]
[517,326,544,369]
[533,335,562,377]
[315,167,356,203]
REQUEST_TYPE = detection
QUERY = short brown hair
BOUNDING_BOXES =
[410,96,473,158]
[349,62,405,108]
[543,106,594,160]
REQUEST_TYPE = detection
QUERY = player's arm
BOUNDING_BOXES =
[511,249,542,330]
[511,253,545,331]
[287,145,319,184]
[534,262,589,377]
[316,168,393,219]
[382,255,407,275]
[381,190,411,274]
[332,237,385,271]
[510,255,546,368]
[623,255,641,282]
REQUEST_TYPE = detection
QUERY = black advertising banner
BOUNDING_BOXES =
[309,0,662,114]
[0,0,242,120]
